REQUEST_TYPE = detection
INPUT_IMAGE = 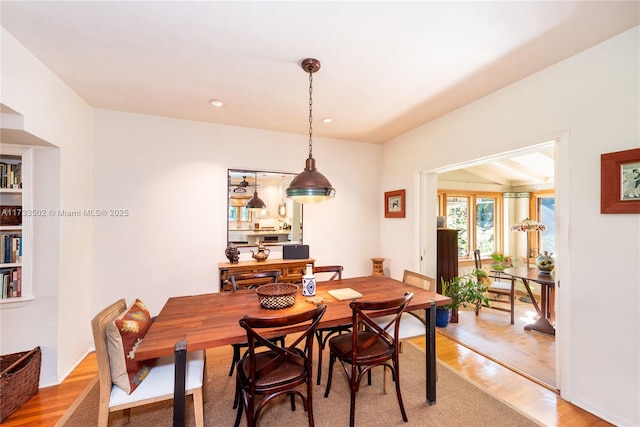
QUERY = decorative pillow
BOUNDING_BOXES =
[106,299,157,394]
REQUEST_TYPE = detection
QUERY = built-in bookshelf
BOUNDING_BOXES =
[0,147,33,306]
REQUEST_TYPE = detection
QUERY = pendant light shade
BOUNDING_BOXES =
[286,58,336,204]
[245,173,266,209]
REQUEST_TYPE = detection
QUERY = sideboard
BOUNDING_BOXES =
[218,258,315,290]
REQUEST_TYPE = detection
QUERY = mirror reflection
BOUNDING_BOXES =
[228,169,302,247]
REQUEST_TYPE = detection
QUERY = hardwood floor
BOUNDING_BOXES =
[3,325,612,427]
[438,296,557,390]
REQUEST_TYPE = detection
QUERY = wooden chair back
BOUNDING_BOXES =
[350,292,413,356]
[91,299,127,426]
[237,304,327,426]
[312,265,343,281]
[228,270,281,291]
[402,270,434,291]
[297,265,343,281]
[241,304,327,366]
[473,249,483,269]
[473,249,516,324]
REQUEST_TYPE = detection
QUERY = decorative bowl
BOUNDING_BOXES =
[256,283,299,309]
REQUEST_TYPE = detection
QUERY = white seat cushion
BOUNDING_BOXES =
[374,313,426,340]
[488,280,512,291]
[110,349,205,407]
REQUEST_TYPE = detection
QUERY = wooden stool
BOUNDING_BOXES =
[371,257,385,276]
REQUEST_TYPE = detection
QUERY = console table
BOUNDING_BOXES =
[218,258,315,290]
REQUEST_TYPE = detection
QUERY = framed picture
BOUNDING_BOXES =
[384,189,405,218]
[601,148,640,213]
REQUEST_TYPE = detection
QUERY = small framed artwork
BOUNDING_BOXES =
[601,147,640,213]
[384,189,405,218]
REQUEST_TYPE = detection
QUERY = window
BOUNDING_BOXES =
[535,194,555,255]
[475,197,495,254]
[228,206,250,222]
[440,191,501,257]
[446,197,469,256]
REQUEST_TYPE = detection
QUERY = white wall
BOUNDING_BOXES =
[91,110,381,316]
[0,28,93,386]
[381,27,640,426]
[3,18,639,425]
[1,27,381,387]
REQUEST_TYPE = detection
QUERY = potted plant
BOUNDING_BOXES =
[490,253,513,272]
[439,269,491,325]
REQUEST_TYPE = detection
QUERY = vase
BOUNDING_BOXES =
[535,251,554,274]
[435,308,451,327]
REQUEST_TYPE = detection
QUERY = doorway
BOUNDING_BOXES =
[420,139,559,390]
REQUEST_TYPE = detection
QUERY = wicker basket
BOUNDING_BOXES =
[256,283,299,309]
[1,346,41,422]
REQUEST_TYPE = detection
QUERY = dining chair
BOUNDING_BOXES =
[91,299,205,427]
[473,250,516,324]
[373,270,435,392]
[234,304,327,427]
[224,271,286,377]
[228,270,282,292]
[324,292,414,427]
[225,270,287,410]
[305,265,352,385]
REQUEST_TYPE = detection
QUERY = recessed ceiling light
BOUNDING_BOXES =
[322,117,332,123]
[209,99,223,107]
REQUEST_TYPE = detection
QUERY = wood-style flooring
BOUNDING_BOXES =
[3,319,612,427]
[438,296,556,390]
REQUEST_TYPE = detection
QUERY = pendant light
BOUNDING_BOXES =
[245,172,266,209]
[285,58,336,203]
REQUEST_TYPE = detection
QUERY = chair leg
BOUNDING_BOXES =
[98,406,109,427]
[383,366,389,394]
[306,377,315,427]
[324,353,335,398]
[349,387,357,427]
[229,344,241,376]
[123,408,131,424]
[233,393,243,427]
[192,388,205,427]
[393,361,408,422]
[315,330,324,385]
[233,371,241,409]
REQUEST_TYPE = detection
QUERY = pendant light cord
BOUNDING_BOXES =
[308,69,313,158]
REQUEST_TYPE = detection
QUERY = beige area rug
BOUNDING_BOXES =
[58,341,540,427]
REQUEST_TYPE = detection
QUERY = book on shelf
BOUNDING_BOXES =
[0,233,21,264]
[0,266,21,298]
[0,162,22,189]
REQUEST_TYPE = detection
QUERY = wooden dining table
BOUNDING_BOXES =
[135,275,451,415]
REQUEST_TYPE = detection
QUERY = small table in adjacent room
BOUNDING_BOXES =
[503,267,556,336]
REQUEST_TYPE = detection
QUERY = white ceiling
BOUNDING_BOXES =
[438,145,556,188]
[2,1,638,146]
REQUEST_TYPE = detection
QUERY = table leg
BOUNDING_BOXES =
[173,339,187,427]
[521,278,541,315]
[425,300,436,405]
[522,281,556,336]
